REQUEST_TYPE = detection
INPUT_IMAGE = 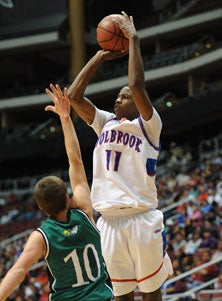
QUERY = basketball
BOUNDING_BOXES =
[96,14,129,51]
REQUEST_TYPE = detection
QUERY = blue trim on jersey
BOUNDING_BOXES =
[146,158,157,176]
[162,229,167,257]
[138,116,161,151]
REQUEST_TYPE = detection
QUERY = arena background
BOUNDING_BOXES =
[0,0,221,179]
[0,0,222,300]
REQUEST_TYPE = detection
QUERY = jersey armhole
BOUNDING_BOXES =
[37,228,49,259]
[138,116,161,151]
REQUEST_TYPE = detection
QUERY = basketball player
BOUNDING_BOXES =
[68,11,173,301]
[0,85,113,301]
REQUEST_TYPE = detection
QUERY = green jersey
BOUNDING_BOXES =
[38,208,113,301]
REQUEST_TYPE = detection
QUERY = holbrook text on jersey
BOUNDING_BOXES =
[95,129,142,152]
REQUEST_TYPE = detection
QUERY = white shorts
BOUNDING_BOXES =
[97,209,173,296]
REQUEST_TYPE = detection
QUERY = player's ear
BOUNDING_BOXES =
[66,194,71,207]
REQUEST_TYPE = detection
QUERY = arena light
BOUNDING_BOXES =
[166,101,173,108]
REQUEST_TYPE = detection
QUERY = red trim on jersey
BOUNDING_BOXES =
[111,277,137,283]
[137,262,163,282]
[111,262,163,283]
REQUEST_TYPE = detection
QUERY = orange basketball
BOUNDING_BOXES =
[96,14,129,51]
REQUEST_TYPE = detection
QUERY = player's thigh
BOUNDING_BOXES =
[97,215,135,276]
[128,210,165,277]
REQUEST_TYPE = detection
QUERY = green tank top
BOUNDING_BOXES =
[38,208,113,301]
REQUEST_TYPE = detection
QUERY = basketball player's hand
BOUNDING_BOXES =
[118,11,137,39]
[97,49,128,61]
[45,84,70,118]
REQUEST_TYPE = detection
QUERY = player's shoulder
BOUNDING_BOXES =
[139,107,162,127]
[27,229,45,246]
[96,107,115,120]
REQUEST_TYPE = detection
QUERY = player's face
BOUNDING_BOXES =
[114,86,138,120]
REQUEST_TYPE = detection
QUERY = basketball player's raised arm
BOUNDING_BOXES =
[68,50,127,125]
[68,52,103,125]
[119,11,153,121]
[45,84,93,221]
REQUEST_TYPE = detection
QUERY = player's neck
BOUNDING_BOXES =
[55,210,69,223]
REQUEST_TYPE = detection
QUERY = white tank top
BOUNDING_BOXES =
[90,107,162,214]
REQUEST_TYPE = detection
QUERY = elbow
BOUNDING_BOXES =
[68,92,84,108]
[129,82,146,96]
[129,83,138,93]
[68,90,79,103]
[68,84,84,104]
[67,86,74,99]
[69,96,80,107]
[14,267,27,280]
[6,266,27,285]
[129,76,146,92]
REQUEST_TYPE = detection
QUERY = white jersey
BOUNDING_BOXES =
[90,107,162,214]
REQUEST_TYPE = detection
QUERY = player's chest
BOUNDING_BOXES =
[95,123,144,150]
